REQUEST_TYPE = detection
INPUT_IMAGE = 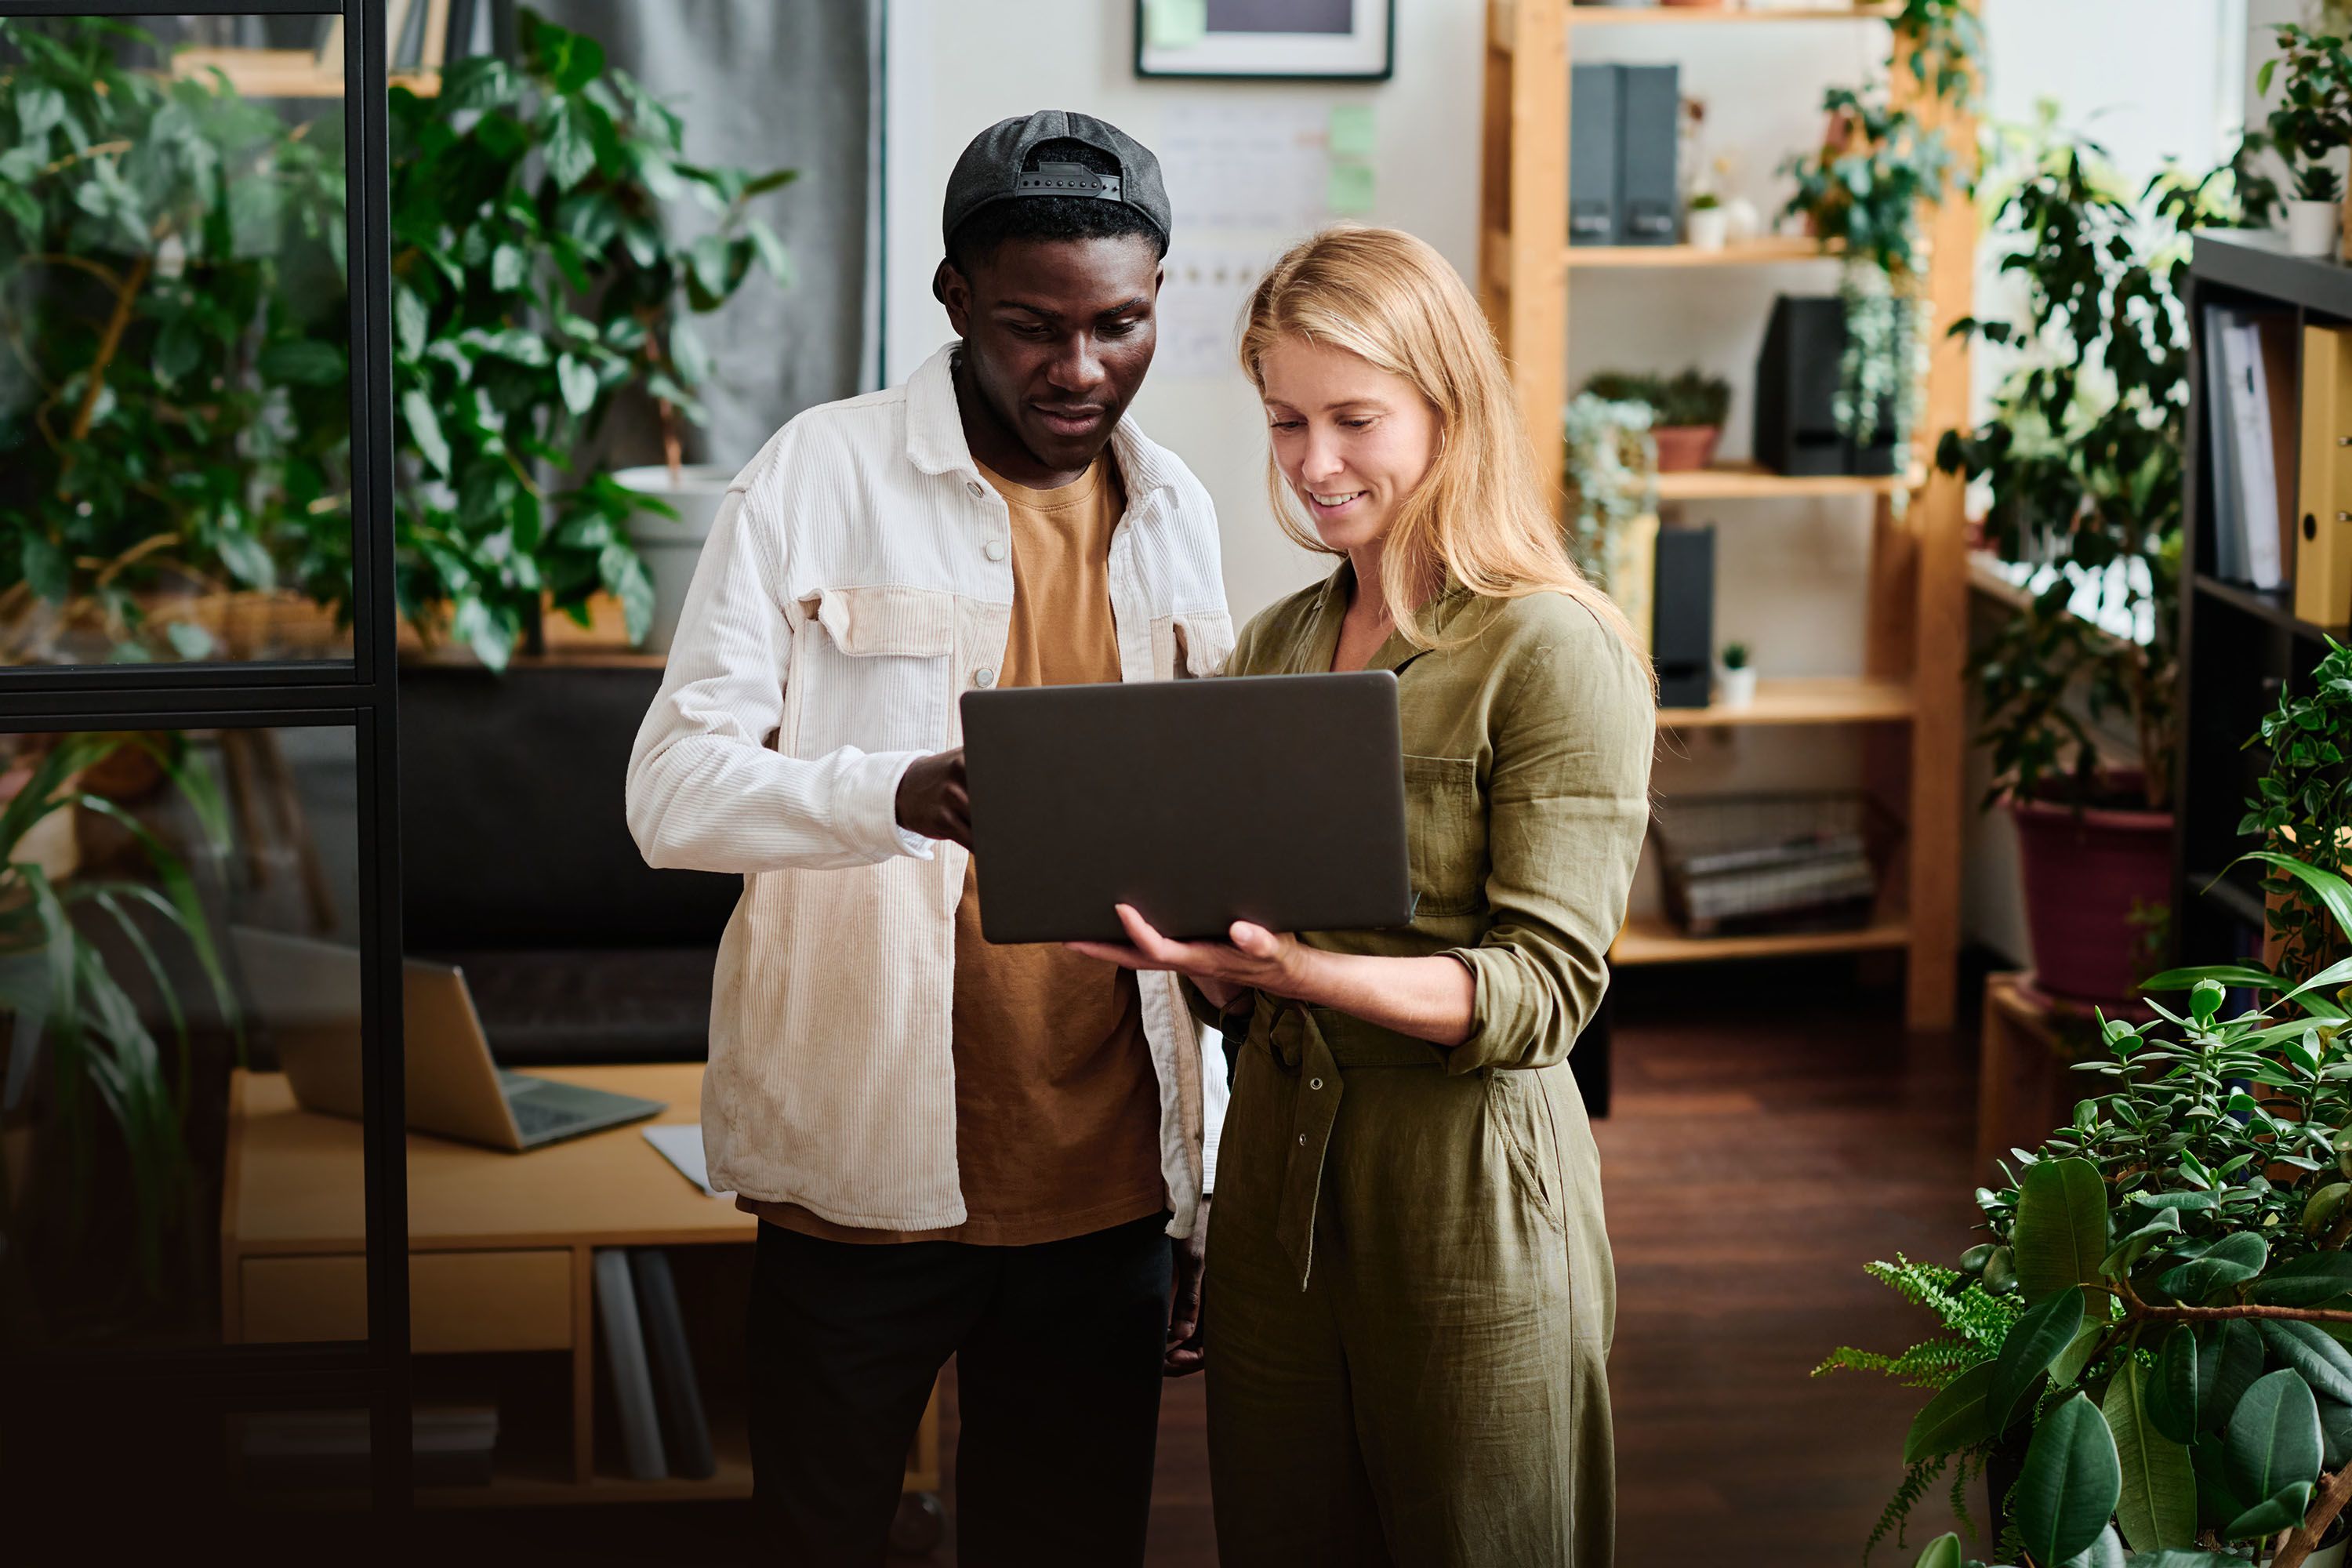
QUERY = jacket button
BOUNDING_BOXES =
[984,539,1007,562]
[1309,1077,1323,1091]
[966,479,985,497]
[1297,1133,1308,1146]
[974,667,996,688]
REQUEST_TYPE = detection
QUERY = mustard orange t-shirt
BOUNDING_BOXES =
[743,453,1167,1245]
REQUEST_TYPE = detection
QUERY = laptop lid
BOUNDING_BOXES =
[231,928,522,1150]
[960,670,1413,945]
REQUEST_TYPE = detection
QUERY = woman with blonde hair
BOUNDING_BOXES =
[1070,223,1654,1564]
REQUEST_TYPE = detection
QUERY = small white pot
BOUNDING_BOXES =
[1722,196,1762,243]
[1686,207,1729,251]
[613,463,737,653]
[1717,666,1757,709]
[2287,197,2341,258]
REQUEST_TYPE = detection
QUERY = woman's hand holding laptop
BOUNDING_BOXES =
[1066,903,1302,1012]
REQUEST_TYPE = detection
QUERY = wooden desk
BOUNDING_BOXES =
[223,1063,940,1507]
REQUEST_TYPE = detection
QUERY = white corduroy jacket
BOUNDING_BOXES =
[625,344,1235,1238]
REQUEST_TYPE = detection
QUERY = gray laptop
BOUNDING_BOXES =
[233,927,666,1151]
[960,670,1414,945]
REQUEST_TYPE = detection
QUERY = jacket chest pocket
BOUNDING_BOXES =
[1401,753,1486,918]
[790,586,956,759]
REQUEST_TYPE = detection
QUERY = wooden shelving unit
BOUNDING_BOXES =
[1565,4,1902,27]
[1564,235,1841,267]
[1654,462,1911,500]
[172,48,441,100]
[1478,0,1976,1026]
[1612,909,1910,966]
[1657,675,1913,728]
[170,3,452,100]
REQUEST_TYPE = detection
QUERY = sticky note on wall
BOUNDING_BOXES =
[1327,103,1376,160]
[1327,162,1376,216]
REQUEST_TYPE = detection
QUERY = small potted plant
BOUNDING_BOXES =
[1581,369,1730,473]
[1560,391,1659,623]
[2261,24,2352,258]
[1718,642,1755,708]
[1686,191,1728,251]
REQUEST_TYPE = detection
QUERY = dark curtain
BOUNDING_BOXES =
[499,0,874,466]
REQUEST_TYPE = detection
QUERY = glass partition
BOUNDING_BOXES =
[0,721,369,1351]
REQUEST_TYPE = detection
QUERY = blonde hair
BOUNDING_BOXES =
[1239,225,1642,659]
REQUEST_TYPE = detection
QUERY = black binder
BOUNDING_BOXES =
[1619,65,1681,247]
[1570,64,1620,246]
[1653,525,1716,710]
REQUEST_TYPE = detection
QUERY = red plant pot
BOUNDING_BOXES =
[2007,784,2175,1007]
[1653,425,1720,472]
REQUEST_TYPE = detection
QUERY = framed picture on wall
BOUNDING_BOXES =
[1134,0,1395,82]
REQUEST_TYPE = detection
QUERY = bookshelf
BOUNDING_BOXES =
[1477,0,1976,1025]
[2175,230,2352,967]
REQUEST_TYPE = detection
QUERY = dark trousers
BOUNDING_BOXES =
[747,1212,1174,1568]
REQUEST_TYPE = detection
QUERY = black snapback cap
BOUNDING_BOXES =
[941,110,1171,254]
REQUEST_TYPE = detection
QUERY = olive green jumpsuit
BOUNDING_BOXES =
[1200,568,1654,1567]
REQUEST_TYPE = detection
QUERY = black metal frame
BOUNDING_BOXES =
[0,0,410,1518]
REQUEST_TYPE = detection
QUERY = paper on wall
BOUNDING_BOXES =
[1158,246,1279,379]
[1159,101,1331,231]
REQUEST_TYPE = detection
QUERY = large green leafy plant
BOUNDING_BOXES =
[0,12,792,670]
[2242,638,2352,989]
[1840,850,2352,1566]
[1934,132,2238,815]
[0,732,238,1322]
[0,17,350,663]
[384,9,791,666]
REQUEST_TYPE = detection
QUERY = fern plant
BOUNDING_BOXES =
[1817,1255,2027,1559]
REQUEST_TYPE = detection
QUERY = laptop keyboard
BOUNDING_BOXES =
[509,1097,579,1138]
[499,1072,660,1142]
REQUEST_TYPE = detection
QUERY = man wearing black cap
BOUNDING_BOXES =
[627,111,1232,1564]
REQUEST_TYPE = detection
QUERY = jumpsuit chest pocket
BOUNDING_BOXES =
[791,586,957,757]
[1400,753,1486,918]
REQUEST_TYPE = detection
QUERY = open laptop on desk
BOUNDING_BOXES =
[232,928,665,1151]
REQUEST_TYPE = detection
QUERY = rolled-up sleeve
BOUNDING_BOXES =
[625,439,932,874]
[1442,612,1654,1073]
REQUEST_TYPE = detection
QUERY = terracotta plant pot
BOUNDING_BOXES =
[1652,425,1720,472]
[2008,776,2174,1007]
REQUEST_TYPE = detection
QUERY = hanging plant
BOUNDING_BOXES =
[1780,89,1955,485]
[1560,390,1656,597]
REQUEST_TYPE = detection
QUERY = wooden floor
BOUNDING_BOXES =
[405,959,1991,1566]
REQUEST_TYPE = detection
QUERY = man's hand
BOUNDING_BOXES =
[1166,1201,1207,1377]
[895,747,970,848]
[1069,904,1312,1002]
